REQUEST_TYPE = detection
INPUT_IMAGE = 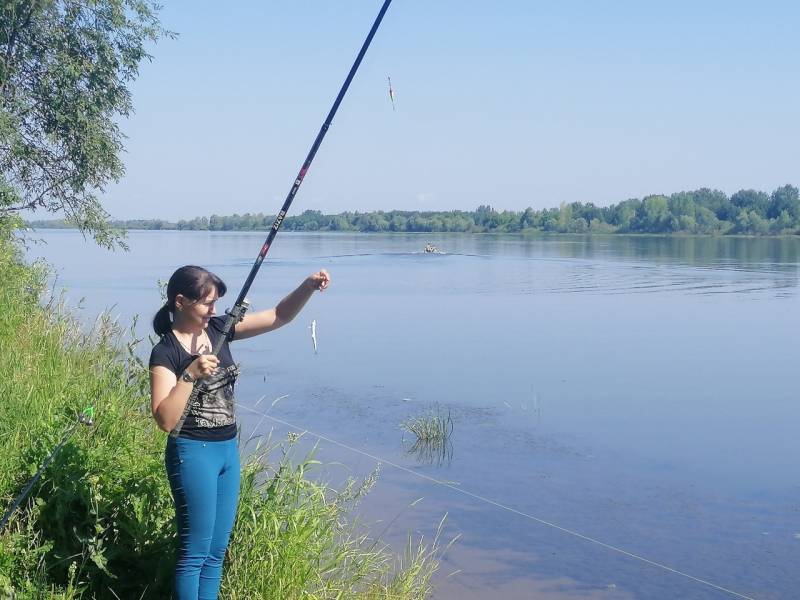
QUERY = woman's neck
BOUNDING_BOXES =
[171,318,210,354]
[171,316,204,337]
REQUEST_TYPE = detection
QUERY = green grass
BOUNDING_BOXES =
[0,219,446,599]
[400,408,454,467]
[400,408,453,446]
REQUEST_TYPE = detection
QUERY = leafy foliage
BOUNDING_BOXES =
[0,0,172,248]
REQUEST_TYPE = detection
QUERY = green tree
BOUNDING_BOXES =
[678,215,697,232]
[519,207,536,229]
[767,184,800,220]
[474,205,496,229]
[388,214,407,231]
[589,217,614,233]
[695,206,721,234]
[571,202,600,224]
[668,192,696,219]
[633,195,671,232]
[542,216,558,231]
[0,0,170,248]
[733,209,751,234]
[770,209,795,234]
[326,214,351,231]
[734,209,770,235]
[568,217,588,233]
[748,211,769,235]
[693,188,733,221]
[556,202,572,232]
[730,189,769,217]
[610,198,640,231]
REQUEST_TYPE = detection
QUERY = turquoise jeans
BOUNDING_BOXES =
[165,436,240,600]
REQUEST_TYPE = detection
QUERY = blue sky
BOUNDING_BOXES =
[107,0,800,220]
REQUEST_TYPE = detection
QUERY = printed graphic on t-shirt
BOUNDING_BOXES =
[189,363,240,428]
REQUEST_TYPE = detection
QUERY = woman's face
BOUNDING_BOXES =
[176,287,218,329]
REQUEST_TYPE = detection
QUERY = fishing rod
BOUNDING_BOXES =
[1,407,94,531]
[171,0,394,437]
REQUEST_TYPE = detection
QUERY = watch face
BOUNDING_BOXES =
[182,372,193,382]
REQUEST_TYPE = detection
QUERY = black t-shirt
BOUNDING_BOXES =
[149,316,239,441]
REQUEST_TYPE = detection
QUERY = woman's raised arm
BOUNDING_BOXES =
[234,270,330,340]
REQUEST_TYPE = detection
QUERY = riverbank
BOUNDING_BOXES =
[0,220,442,599]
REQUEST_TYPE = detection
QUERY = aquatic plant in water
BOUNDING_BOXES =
[401,407,454,466]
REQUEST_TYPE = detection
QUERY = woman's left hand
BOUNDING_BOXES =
[306,269,331,292]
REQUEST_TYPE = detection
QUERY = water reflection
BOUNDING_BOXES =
[405,436,454,467]
[476,233,800,269]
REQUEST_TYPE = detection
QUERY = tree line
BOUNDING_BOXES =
[28,184,800,236]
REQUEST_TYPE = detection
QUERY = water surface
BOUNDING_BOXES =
[26,231,800,599]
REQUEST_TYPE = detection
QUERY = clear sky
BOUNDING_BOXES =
[106,0,800,220]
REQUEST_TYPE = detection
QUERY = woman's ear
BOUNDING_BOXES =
[174,294,186,312]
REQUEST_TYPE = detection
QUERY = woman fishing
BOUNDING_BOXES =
[149,264,330,600]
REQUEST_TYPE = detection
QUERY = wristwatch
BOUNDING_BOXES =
[180,370,196,383]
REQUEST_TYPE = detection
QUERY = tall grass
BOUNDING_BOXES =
[401,407,454,467]
[224,439,446,599]
[0,220,445,599]
[400,408,453,446]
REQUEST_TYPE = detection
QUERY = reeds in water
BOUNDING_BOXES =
[401,407,454,466]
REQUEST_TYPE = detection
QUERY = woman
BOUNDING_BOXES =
[149,264,330,600]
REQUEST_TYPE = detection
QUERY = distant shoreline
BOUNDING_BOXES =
[25,224,800,240]
[25,186,800,237]
[23,226,800,239]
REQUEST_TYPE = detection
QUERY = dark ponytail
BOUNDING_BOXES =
[152,265,228,336]
[153,304,172,337]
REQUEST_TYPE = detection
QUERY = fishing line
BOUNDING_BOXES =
[238,403,756,600]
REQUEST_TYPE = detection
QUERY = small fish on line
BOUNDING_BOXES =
[387,76,396,111]
[309,319,318,353]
